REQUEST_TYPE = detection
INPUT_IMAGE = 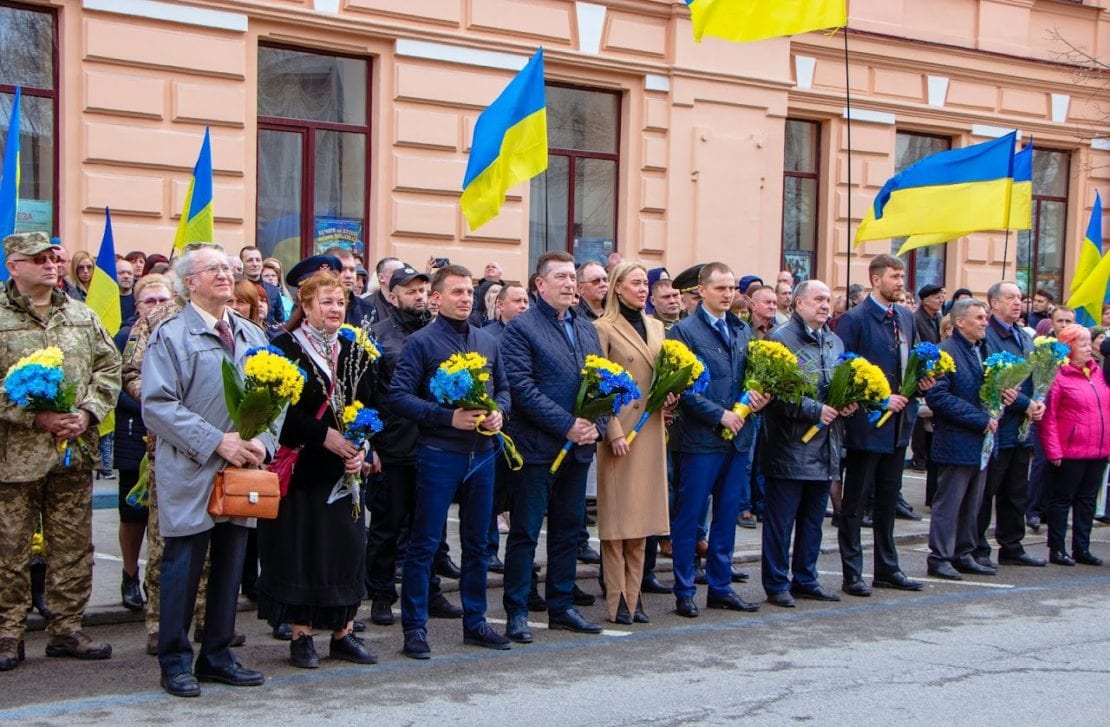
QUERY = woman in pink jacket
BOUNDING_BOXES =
[1039,324,1110,566]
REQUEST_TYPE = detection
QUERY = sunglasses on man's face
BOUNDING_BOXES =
[11,252,62,266]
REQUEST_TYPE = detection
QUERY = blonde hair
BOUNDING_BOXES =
[600,262,648,324]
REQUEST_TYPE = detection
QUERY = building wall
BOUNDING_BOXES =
[27,0,1110,294]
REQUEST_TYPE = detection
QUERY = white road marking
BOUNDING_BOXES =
[817,569,1015,589]
[484,616,630,637]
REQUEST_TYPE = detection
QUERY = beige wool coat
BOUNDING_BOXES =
[594,313,671,541]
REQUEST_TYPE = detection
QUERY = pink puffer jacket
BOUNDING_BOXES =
[1039,361,1110,462]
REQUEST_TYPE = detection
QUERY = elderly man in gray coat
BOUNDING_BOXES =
[142,244,280,698]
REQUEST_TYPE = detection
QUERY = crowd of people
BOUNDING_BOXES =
[1,231,1109,699]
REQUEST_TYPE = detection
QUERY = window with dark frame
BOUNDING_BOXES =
[256,45,370,274]
[0,2,57,236]
[1016,147,1069,303]
[528,84,620,273]
[781,118,819,283]
[892,131,951,292]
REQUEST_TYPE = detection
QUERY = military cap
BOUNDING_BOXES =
[286,254,343,288]
[389,263,430,291]
[3,231,53,257]
[671,264,704,294]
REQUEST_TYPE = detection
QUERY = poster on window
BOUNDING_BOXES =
[15,199,52,233]
[783,252,812,284]
[314,216,364,257]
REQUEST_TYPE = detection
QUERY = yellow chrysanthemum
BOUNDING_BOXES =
[934,350,956,376]
[342,402,363,426]
[339,324,382,361]
[11,346,65,372]
[244,350,305,404]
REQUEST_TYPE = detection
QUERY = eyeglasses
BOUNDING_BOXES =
[10,252,62,266]
[191,263,233,277]
[583,277,608,285]
[139,296,172,305]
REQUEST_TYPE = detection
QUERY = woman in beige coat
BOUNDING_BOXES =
[594,262,671,624]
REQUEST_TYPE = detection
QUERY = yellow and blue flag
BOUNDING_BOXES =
[897,140,1033,255]
[461,48,548,231]
[86,207,122,336]
[1067,192,1106,326]
[855,132,1017,246]
[0,86,22,281]
[684,0,846,44]
[172,127,214,253]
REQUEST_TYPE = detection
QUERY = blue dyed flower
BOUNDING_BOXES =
[244,345,284,359]
[430,368,474,405]
[3,364,64,407]
[688,358,711,395]
[837,352,860,363]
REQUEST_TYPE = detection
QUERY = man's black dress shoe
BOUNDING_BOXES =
[194,660,264,687]
[121,569,144,612]
[572,585,596,607]
[873,572,925,590]
[577,544,602,565]
[272,623,292,641]
[1027,516,1041,533]
[633,600,650,623]
[731,567,749,583]
[289,634,319,669]
[766,591,795,608]
[641,574,670,594]
[464,624,512,650]
[488,554,505,573]
[861,515,874,528]
[998,552,1047,567]
[549,607,603,634]
[527,590,547,612]
[352,619,366,633]
[974,556,998,570]
[674,596,699,618]
[895,500,923,521]
[402,630,431,659]
[435,556,462,580]
[612,596,633,625]
[1075,551,1103,566]
[505,613,533,643]
[429,595,464,619]
[927,562,962,580]
[1050,550,1076,566]
[954,557,996,575]
[694,567,708,585]
[842,578,872,597]
[707,592,760,612]
[161,672,200,698]
[371,598,394,625]
[330,633,377,664]
[791,585,841,602]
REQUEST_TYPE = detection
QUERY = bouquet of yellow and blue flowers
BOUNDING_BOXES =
[724,340,817,440]
[326,401,384,517]
[625,340,707,446]
[223,345,305,440]
[550,355,641,473]
[429,352,523,470]
[804,353,890,443]
[876,341,956,428]
[2,346,91,466]
[979,351,1032,465]
[1020,336,1069,440]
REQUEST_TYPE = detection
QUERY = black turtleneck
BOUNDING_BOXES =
[620,301,648,343]
[393,304,431,334]
[442,315,469,334]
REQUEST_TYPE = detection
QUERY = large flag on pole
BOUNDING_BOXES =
[897,140,1033,255]
[172,127,214,253]
[0,86,22,281]
[854,132,1017,246]
[1067,192,1106,326]
[460,48,548,231]
[685,0,846,44]
[86,207,121,437]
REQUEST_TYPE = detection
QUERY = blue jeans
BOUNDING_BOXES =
[672,451,750,599]
[761,478,830,594]
[402,446,494,633]
[503,461,588,616]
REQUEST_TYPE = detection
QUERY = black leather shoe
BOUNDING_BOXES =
[954,557,996,575]
[572,585,596,607]
[577,544,602,565]
[873,572,926,591]
[927,562,963,580]
[612,596,632,625]
[330,632,377,664]
[1050,550,1076,566]
[767,591,796,608]
[974,556,998,571]
[121,568,144,612]
[402,630,431,659]
[731,567,750,583]
[272,623,292,641]
[435,556,462,580]
[527,590,547,612]
[161,672,200,698]
[488,554,505,573]
[999,552,1047,567]
[371,598,395,625]
[842,578,872,597]
[895,499,923,521]
[1027,516,1042,533]
[693,567,708,585]
[861,515,874,528]
[352,619,366,633]
[194,660,264,687]
[707,592,760,612]
[549,607,603,634]
[674,596,699,618]
[1075,551,1103,566]
[289,634,319,669]
[429,595,464,619]
[791,585,841,602]
[641,574,670,594]
[505,613,533,643]
[464,624,512,651]
[633,600,650,624]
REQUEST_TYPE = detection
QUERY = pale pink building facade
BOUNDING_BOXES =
[3,0,1108,298]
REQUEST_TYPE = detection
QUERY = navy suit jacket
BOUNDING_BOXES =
[926,331,991,467]
[667,305,754,453]
[983,316,1034,450]
[835,295,918,453]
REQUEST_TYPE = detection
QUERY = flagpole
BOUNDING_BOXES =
[1001,229,1010,279]
[843,27,853,297]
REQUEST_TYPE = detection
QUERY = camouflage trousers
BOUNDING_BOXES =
[0,468,94,639]
[144,467,208,635]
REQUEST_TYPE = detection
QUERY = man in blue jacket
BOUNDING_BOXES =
[390,265,512,658]
[501,251,606,643]
[667,262,769,618]
[834,255,928,597]
[975,282,1046,568]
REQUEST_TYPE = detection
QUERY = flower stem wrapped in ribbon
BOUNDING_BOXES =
[223,345,305,440]
[326,401,384,518]
[804,353,891,443]
[625,340,707,447]
[550,355,641,474]
[876,342,956,428]
[725,340,817,441]
[979,351,1032,466]
[1020,337,1069,441]
[429,352,523,471]
[2,346,93,466]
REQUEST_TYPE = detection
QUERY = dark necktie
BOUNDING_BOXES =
[215,319,234,355]
[714,318,730,345]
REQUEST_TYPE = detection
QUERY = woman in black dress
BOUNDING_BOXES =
[259,270,378,668]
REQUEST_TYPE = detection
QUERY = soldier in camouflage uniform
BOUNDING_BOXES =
[0,232,122,671]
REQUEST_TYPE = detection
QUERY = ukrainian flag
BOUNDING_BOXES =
[173,127,214,252]
[461,49,548,231]
[897,141,1033,255]
[685,0,846,44]
[855,132,1017,246]
[1067,192,1106,326]
[86,207,122,336]
[0,87,22,282]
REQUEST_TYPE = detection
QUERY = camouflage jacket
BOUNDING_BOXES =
[0,282,122,482]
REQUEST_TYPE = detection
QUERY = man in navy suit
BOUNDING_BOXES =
[834,255,929,596]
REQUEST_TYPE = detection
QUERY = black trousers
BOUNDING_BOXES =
[910,418,930,468]
[158,523,246,677]
[839,447,906,582]
[1047,458,1106,555]
[975,447,1031,559]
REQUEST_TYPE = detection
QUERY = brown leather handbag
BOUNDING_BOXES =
[208,467,280,520]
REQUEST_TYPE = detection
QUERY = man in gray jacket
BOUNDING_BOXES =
[142,244,280,698]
